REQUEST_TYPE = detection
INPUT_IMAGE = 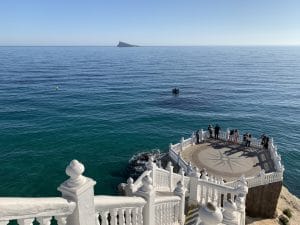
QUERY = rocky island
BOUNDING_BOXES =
[117,41,138,47]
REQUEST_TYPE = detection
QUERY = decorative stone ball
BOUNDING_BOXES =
[66,160,85,179]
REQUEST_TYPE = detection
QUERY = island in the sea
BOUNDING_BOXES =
[117,41,139,47]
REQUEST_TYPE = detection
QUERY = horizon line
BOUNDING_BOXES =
[1,44,300,47]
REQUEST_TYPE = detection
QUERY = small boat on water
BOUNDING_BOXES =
[172,88,179,95]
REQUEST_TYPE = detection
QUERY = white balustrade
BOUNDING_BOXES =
[0,197,75,225]
[94,196,146,225]
[154,196,181,225]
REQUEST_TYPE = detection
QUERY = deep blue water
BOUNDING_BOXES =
[0,46,299,197]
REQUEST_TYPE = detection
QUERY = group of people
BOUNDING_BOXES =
[229,129,239,143]
[261,134,270,149]
[195,124,270,150]
[195,124,221,144]
[243,133,252,147]
[208,124,221,139]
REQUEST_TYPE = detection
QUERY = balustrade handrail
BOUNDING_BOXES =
[154,195,181,204]
[198,178,236,192]
[226,170,284,188]
[94,195,146,210]
[0,197,76,221]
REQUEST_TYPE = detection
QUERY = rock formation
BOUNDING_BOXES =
[117,41,138,47]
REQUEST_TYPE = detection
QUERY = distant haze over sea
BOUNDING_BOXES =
[0,46,299,197]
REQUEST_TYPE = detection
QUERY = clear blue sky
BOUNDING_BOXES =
[1,0,300,46]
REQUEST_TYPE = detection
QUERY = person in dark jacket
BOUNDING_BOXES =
[208,125,213,138]
[214,124,220,139]
[196,130,200,144]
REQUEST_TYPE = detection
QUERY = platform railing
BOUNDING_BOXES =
[154,196,181,225]
[94,196,146,225]
[168,129,284,189]
[0,197,76,225]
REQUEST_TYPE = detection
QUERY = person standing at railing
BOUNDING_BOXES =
[234,129,239,144]
[196,129,200,144]
[214,124,220,139]
[245,133,252,147]
[208,124,213,138]
[229,129,234,143]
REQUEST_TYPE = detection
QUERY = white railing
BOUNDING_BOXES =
[0,197,76,225]
[94,196,146,225]
[226,170,284,189]
[169,129,284,189]
[154,196,181,225]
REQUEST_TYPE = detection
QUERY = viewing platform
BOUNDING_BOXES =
[180,139,276,182]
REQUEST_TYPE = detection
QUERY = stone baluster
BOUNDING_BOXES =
[58,159,97,225]
[191,132,196,145]
[125,208,132,225]
[226,128,230,142]
[187,161,193,176]
[55,216,67,225]
[197,202,223,225]
[174,180,186,225]
[199,129,204,142]
[222,199,238,225]
[166,161,174,191]
[101,211,109,225]
[135,174,155,225]
[109,209,118,225]
[131,207,138,225]
[118,209,125,225]
[137,207,143,225]
[180,137,184,151]
[188,167,200,206]
[37,217,52,225]
[17,219,35,225]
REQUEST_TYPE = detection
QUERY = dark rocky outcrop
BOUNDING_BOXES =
[246,181,283,218]
[117,41,138,47]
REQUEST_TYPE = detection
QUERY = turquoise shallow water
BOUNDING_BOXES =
[0,46,299,197]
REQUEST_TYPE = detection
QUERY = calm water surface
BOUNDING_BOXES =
[0,46,299,197]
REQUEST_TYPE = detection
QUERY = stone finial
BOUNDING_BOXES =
[127,177,134,186]
[236,175,248,196]
[166,161,173,171]
[198,202,223,225]
[179,168,185,176]
[220,177,225,185]
[124,177,134,196]
[169,143,173,150]
[174,181,185,196]
[65,160,87,188]
[146,156,155,170]
[138,175,153,193]
[192,167,200,178]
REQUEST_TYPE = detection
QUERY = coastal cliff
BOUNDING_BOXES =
[246,186,300,225]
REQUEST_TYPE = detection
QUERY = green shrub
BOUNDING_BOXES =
[283,208,292,218]
[279,214,289,225]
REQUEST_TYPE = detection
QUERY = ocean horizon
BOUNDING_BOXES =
[0,46,299,197]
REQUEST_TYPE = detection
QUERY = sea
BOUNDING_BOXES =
[0,46,299,197]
